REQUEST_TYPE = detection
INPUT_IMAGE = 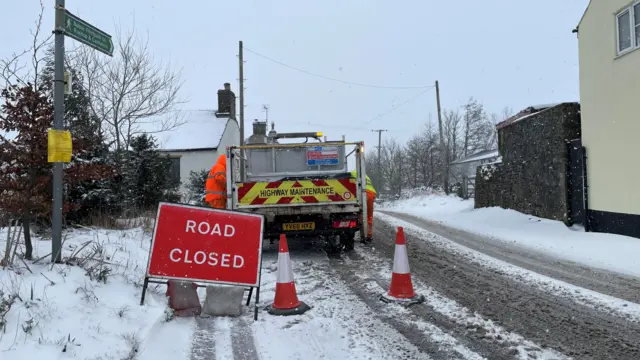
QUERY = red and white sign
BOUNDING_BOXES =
[306,146,340,166]
[145,203,264,287]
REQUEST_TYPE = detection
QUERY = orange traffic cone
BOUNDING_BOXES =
[380,227,425,306]
[266,234,311,316]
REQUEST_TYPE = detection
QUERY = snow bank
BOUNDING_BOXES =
[0,226,194,359]
[381,194,640,278]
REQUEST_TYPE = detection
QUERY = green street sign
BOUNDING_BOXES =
[64,10,113,56]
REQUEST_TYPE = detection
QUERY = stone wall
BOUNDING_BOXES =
[475,103,581,222]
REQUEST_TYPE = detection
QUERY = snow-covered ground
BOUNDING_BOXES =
[0,225,194,359]
[377,212,640,323]
[381,193,640,278]
[0,222,461,360]
[3,193,638,359]
[250,252,431,360]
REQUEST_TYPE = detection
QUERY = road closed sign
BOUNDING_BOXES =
[145,202,264,287]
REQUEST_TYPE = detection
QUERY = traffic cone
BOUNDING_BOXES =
[380,226,425,306]
[266,234,311,316]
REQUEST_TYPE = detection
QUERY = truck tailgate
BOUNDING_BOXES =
[236,178,357,206]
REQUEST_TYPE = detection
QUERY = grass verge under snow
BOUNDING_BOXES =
[0,226,194,359]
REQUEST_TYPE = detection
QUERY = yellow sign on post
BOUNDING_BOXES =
[48,129,73,163]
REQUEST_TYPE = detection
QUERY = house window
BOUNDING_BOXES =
[168,157,181,187]
[616,2,640,55]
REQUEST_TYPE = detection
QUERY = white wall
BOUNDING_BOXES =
[219,119,240,153]
[162,119,240,200]
[166,149,219,197]
[579,0,640,215]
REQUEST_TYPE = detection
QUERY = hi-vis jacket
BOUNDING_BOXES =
[349,170,376,195]
[205,155,227,203]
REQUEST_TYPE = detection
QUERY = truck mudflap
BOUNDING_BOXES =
[236,178,357,206]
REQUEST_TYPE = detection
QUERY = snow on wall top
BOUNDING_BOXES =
[495,102,572,130]
[451,149,499,165]
[144,110,232,151]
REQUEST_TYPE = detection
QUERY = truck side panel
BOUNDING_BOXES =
[237,178,357,206]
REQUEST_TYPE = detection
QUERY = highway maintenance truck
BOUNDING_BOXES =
[225,120,368,252]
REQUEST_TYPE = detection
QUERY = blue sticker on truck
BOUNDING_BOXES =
[306,146,339,166]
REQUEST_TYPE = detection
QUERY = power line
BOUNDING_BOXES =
[302,122,408,133]
[243,47,435,90]
[364,87,433,125]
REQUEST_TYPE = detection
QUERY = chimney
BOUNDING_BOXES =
[252,119,267,135]
[246,119,269,144]
[215,82,236,119]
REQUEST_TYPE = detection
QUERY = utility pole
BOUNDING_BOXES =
[372,129,387,192]
[238,41,245,180]
[52,0,66,263]
[435,80,448,194]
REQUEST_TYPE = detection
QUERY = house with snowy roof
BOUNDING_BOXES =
[153,83,239,198]
[573,0,640,238]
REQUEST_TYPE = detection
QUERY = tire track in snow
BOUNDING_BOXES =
[255,243,436,360]
[380,211,640,317]
[344,249,568,360]
[329,251,519,360]
[191,317,217,360]
[373,213,640,360]
[231,318,260,360]
[191,316,259,360]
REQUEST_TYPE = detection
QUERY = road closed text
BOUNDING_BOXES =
[169,249,244,268]
[185,219,235,237]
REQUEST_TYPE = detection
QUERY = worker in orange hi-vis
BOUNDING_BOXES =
[350,170,376,242]
[205,154,228,209]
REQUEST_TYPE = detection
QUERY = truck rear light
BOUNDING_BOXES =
[332,220,357,228]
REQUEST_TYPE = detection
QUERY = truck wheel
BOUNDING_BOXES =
[324,235,341,254]
[341,232,355,251]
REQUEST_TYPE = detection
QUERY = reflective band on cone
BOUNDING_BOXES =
[266,234,311,316]
[381,227,425,306]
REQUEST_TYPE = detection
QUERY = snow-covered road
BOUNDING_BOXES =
[181,211,640,360]
[3,207,640,360]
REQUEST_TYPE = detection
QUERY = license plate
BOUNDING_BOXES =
[283,222,315,231]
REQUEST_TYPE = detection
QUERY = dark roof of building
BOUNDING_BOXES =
[495,103,578,131]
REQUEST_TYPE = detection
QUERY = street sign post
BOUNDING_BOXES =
[63,10,113,56]
[141,203,265,320]
[52,2,113,263]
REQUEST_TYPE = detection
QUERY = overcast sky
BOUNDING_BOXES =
[3,0,589,151]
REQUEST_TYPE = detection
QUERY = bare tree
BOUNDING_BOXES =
[420,121,442,187]
[442,109,463,187]
[405,135,422,188]
[501,106,514,121]
[380,138,406,196]
[485,106,515,149]
[73,27,186,161]
[444,109,463,161]
[461,97,489,157]
[0,0,52,89]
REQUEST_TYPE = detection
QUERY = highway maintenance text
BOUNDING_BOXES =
[259,186,334,198]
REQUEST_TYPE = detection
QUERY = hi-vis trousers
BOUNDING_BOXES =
[366,190,375,239]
